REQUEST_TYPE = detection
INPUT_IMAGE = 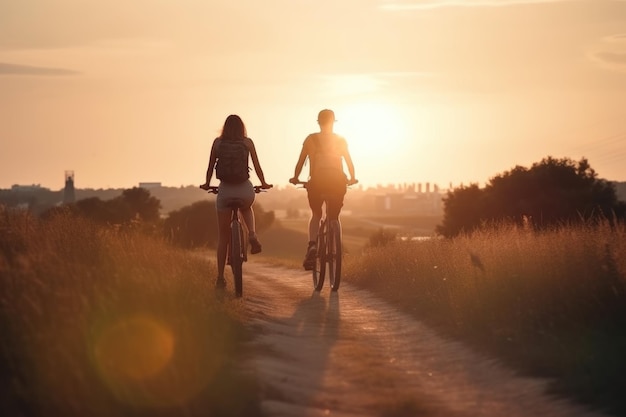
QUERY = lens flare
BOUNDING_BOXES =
[94,315,174,381]
[90,312,220,409]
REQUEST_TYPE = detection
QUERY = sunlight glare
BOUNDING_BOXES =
[336,101,408,168]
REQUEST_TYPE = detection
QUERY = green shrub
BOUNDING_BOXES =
[366,228,397,248]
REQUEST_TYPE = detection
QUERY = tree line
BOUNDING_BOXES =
[21,187,275,248]
[437,157,626,237]
[3,156,625,241]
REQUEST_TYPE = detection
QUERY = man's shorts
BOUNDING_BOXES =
[307,173,347,219]
[217,180,255,211]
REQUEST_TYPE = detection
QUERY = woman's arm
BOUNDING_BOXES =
[200,139,219,188]
[247,138,271,188]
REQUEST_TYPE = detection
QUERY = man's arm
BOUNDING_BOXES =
[289,138,309,183]
[342,140,356,184]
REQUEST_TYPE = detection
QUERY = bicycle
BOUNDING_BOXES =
[293,180,357,292]
[202,185,268,297]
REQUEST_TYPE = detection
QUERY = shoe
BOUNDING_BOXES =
[303,242,316,271]
[215,277,226,289]
[249,237,262,254]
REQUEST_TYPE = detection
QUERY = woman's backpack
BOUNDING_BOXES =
[216,138,250,184]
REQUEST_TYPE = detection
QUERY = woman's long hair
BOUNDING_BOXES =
[220,114,247,140]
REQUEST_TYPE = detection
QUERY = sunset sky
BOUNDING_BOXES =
[1,0,625,190]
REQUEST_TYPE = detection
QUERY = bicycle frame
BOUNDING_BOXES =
[228,202,247,297]
[202,185,266,297]
[294,181,344,292]
[316,197,342,292]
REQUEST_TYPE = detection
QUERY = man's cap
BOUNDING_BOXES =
[317,109,336,123]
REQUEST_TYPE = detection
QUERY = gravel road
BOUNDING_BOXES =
[239,261,609,417]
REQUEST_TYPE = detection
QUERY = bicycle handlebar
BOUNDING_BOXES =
[200,184,272,194]
[290,179,359,187]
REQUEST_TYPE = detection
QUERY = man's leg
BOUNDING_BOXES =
[327,181,347,221]
[307,188,323,243]
[304,188,323,270]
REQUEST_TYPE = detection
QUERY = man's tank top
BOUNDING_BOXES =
[309,133,345,178]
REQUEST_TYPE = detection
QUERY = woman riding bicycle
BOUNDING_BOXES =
[200,114,272,288]
[289,109,357,270]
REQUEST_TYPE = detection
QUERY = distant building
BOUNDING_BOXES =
[11,184,43,192]
[63,170,75,204]
[373,185,443,214]
[139,182,162,189]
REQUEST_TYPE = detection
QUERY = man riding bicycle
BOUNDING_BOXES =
[289,109,357,270]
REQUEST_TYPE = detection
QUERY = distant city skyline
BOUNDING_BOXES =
[6,174,457,192]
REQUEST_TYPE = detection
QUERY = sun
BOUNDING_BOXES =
[334,100,408,168]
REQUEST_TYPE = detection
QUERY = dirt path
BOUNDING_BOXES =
[240,261,608,417]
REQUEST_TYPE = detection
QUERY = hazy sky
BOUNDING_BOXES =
[1,0,625,190]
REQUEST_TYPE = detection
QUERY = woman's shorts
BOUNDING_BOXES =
[217,180,255,211]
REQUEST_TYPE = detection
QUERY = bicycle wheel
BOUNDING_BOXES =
[230,219,244,297]
[328,219,342,291]
[312,219,326,291]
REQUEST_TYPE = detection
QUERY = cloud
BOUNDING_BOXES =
[379,0,622,10]
[0,62,79,76]
[603,33,626,42]
[594,52,626,65]
[589,33,626,72]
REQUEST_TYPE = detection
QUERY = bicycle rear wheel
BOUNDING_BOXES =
[312,219,326,291]
[230,219,244,297]
[328,219,342,291]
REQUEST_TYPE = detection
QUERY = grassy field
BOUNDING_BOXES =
[342,221,626,416]
[5,206,624,415]
[260,215,626,415]
[270,212,442,258]
[0,208,262,417]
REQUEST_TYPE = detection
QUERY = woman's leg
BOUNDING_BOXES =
[240,207,257,238]
[241,206,263,254]
[240,182,257,238]
[216,210,232,279]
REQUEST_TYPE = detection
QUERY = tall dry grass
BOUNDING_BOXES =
[0,207,261,417]
[345,221,626,415]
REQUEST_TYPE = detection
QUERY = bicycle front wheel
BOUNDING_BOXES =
[328,219,342,291]
[312,219,326,291]
[230,220,244,297]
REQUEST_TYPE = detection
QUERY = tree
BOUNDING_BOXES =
[436,183,485,237]
[75,197,113,223]
[163,201,218,248]
[162,200,275,249]
[366,228,398,248]
[116,187,161,223]
[253,204,275,233]
[39,188,162,227]
[437,157,626,237]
